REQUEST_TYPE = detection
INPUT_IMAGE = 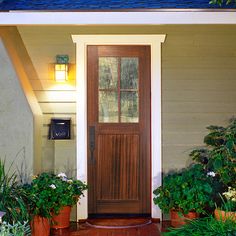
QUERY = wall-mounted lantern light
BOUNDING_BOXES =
[55,55,69,82]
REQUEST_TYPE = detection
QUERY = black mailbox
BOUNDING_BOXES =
[49,118,71,140]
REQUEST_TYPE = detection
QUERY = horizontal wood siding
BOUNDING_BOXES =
[17,26,77,174]
[17,25,236,174]
[161,25,236,171]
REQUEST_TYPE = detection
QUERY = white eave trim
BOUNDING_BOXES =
[0,11,236,25]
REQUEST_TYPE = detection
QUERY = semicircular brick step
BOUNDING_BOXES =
[86,218,152,229]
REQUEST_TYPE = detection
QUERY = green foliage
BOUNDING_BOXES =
[153,164,214,214]
[0,159,30,224]
[190,119,236,188]
[163,216,236,236]
[154,118,236,217]
[25,172,87,218]
[209,0,236,6]
[0,221,31,236]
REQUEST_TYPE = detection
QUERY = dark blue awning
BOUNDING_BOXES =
[0,0,235,11]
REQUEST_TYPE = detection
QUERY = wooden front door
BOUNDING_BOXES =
[87,45,151,216]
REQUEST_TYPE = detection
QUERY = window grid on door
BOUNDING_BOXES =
[98,56,139,123]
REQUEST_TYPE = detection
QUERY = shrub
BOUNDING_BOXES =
[25,172,87,218]
[153,164,214,214]
[190,118,236,188]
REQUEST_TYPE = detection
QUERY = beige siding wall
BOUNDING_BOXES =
[0,27,43,174]
[17,25,236,174]
[0,38,34,173]
[162,25,236,171]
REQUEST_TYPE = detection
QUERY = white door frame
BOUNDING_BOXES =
[72,34,166,220]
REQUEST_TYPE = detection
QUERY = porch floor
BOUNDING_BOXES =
[51,220,170,236]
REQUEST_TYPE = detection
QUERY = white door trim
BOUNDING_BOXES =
[72,34,166,220]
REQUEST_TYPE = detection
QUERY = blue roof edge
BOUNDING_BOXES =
[0,0,235,10]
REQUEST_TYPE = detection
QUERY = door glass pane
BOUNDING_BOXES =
[121,58,138,89]
[99,57,118,89]
[99,91,118,123]
[98,57,139,123]
[120,91,139,123]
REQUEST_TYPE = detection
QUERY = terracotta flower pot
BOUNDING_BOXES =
[31,215,50,236]
[170,210,199,228]
[51,206,72,229]
[214,209,236,222]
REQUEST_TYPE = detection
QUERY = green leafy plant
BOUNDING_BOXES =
[56,172,88,206]
[153,164,214,214]
[25,172,87,218]
[0,221,31,236]
[163,216,236,236]
[190,119,236,188]
[0,159,30,224]
[209,0,236,6]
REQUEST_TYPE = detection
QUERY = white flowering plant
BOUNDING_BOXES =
[221,186,236,212]
[24,172,87,219]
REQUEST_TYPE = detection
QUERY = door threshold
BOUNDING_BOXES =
[88,213,151,219]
